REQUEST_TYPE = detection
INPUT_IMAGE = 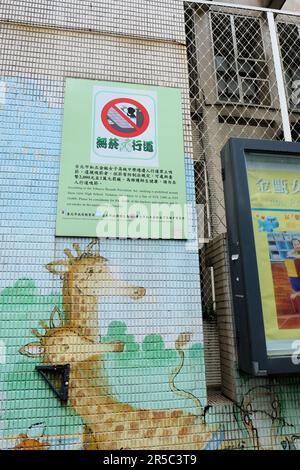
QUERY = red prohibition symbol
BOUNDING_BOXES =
[101,97,150,138]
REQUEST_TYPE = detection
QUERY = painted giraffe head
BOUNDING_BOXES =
[19,308,124,365]
[46,240,146,299]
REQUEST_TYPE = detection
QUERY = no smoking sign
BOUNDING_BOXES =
[101,98,150,138]
[92,87,158,167]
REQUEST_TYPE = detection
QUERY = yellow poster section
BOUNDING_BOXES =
[247,168,300,341]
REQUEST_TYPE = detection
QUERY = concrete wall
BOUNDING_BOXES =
[281,0,300,11]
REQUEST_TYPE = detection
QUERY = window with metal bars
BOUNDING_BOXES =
[211,12,271,106]
[277,22,300,111]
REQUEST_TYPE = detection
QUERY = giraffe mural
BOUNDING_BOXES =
[19,241,214,450]
[46,240,146,342]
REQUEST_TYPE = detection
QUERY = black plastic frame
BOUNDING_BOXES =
[221,138,300,376]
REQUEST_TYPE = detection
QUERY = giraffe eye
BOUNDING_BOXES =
[272,399,279,410]
[244,414,251,426]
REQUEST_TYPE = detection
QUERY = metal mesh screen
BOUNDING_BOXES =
[184,2,300,446]
[184,4,288,388]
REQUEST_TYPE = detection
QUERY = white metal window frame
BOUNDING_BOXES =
[209,10,271,108]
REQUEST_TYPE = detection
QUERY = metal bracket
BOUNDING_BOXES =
[36,364,70,403]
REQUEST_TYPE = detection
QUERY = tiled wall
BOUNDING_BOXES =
[0,0,186,42]
[0,0,207,450]
[0,74,207,449]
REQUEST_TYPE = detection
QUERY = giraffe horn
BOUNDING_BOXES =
[46,260,68,276]
[39,320,49,331]
[86,240,95,252]
[86,239,100,256]
[32,329,42,338]
[64,248,75,260]
[73,243,81,256]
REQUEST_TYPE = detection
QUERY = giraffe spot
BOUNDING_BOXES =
[144,428,156,439]
[153,411,165,420]
[138,411,148,420]
[185,416,195,426]
[178,426,188,437]
[130,421,138,431]
[162,428,172,438]
[115,425,124,432]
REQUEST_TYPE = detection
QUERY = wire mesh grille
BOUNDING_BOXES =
[185,4,290,364]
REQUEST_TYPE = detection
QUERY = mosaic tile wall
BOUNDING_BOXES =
[0,74,207,449]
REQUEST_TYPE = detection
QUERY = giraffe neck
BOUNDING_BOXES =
[68,360,212,450]
[63,282,99,341]
[69,360,135,448]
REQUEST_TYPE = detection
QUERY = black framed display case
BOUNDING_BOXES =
[221,138,300,376]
